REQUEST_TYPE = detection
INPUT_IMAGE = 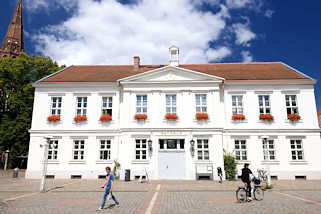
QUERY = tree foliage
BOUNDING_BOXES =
[224,154,237,181]
[0,52,64,168]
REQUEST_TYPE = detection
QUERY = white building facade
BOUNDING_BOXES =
[26,48,321,180]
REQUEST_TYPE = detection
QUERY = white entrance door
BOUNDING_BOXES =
[158,139,186,179]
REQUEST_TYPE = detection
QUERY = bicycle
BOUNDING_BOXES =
[236,178,264,203]
[257,168,268,189]
[257,169,267,182]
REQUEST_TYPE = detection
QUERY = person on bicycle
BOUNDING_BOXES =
[241,163,254,201]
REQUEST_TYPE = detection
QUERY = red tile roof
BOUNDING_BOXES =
[37,62,312,84]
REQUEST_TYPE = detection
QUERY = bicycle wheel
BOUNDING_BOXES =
[236,188,247,203]
[254,187,264,201]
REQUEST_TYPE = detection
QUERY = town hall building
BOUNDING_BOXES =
[26,46,321,180]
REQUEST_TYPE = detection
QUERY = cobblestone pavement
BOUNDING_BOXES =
[1,177,321,214]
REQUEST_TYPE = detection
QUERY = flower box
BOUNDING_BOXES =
[288,114,301,121]
[74,115,87,122]
[165,113,178,120]
[47,115,61,122]
[135,114,148,120]
[232,114,246,120]
[259,114,274,121]
[196,112,209,120]
[100,114,112,122]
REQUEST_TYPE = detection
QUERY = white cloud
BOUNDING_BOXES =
[264,9,274,18]
[233,23,256,46]
[206,47,231,61]
[24,0,77,12]
[241,50,253,62]
[226,0,251,9]
[27,0,266,65]
[31,0,231,65]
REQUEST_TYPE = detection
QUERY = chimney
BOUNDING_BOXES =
[133,56,140,71]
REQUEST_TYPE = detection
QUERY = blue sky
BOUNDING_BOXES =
[1,0,321,109]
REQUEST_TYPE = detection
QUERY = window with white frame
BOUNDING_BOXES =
[99,140,111,160]
[263,140,276,160]
[258,95,271,114]
[73,140,85,160]
[50,97,62,115]
[197,139,209,160]
[290,139,304,160]
[285,95,298,115]
[232,96,243,114]
[166,95,177,113]
[136,95,147,114]
[76,97,87,116]
[135,139,147,160]
[48,140,58,160]
[102,97,112,115]
[196,94,207,113]
[235,140,247,161]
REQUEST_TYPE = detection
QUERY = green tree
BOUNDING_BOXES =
[0,53,64,168]
[224,153,237,181]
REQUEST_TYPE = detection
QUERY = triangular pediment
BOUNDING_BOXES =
[118,66,224,83]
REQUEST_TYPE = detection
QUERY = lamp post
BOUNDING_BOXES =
[262,136,271,186]
[4,150,10,170]
[190,139,195,158]
[40,136,52,192]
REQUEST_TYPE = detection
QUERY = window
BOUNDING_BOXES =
[232,96,243,114]
[99,140,111,160]
[51,97,62,115]
[135,139,147,160]
[159,139,184,150]
[196,94,207,113]
[102,97,112,115]
[197,139,209,160]
[285,95,298,115]
[290,139,304,160]
[48,140,58,160]
[166,95,177,113]
[258,95,271,114]
[235,140,247,161]
[136,95,147,114]
[76,97,87,116]
[73,140,85,160]
[263,140,276,160]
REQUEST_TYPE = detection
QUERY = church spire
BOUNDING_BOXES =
[0,0,24,58]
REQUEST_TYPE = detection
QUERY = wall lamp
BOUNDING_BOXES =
[148,139,153,156]
[190,139,195,157]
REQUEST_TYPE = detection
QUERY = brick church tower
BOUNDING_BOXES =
[0,0,24,58]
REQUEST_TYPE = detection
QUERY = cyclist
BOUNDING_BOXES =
[241,163,254,201]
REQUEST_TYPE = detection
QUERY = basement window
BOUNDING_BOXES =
[271,176,278,180]
[71,175,82,179]
[295,175,306,180]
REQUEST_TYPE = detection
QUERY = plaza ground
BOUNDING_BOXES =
[1,170,321,214]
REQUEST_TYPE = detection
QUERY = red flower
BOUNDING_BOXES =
[74,115,87,122]
[196,112,209,120]
[165,113,178,120]
[232,114,246,120]
[47,115,61,122]
[135,114,148,120]
[259,114,274,121]
[288,114,301,121]
[100,114,112,122]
